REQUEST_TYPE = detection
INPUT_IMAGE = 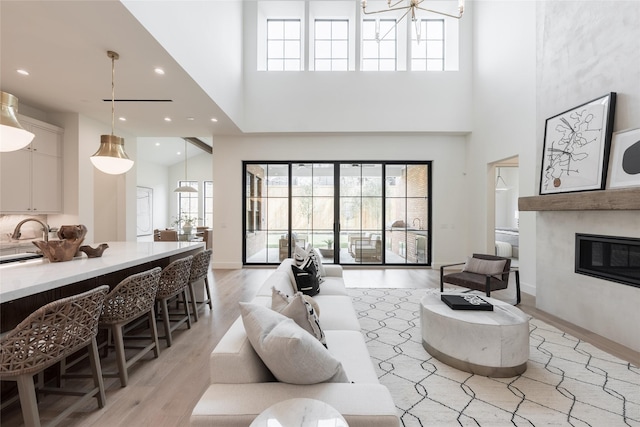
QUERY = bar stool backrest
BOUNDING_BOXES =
[157,256,193,299]
[100,267,162,324]
[189,249,212,284]
[0,286,109,377]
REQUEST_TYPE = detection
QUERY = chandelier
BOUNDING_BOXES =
[361,0,464,41]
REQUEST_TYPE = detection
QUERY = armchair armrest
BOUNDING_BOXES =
[481,267,520,305]
[440,261,465,292]
[440,261,466,270]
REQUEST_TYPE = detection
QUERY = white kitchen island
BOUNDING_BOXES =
[0,241,204,331]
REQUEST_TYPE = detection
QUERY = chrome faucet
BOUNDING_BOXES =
[412,218,422,230]
[11,218,50,242]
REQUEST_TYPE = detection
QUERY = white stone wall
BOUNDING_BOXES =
[535,1,640,352]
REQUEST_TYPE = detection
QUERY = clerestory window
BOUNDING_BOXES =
[314,19,349,71]
[411,19,445,71]
[362,19,397,71]
[267,19,302,71]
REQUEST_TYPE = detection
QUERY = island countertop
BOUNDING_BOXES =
[0,241,204,303]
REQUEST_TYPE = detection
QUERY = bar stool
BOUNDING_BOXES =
[99,267,162,387]
[156,256,193,347]
[187,249,213,322]
[0,286,109,427]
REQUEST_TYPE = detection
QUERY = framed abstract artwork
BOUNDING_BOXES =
[539,92,616,195]
[608,128,640,189]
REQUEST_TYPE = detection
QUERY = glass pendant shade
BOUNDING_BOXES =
[90,134,134,175]
[0,91,35,152]
[174,184,197,193]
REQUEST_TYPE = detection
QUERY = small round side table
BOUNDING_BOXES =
[250,398,349,427]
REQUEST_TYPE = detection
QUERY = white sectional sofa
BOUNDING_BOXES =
[190,258,399,427]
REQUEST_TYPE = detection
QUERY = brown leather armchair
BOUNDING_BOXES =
[440,253,521,304]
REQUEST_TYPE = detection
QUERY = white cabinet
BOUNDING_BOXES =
[0,117,63,213]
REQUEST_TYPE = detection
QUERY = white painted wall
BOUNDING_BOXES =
[241,0,474,133]
[468,1,536,294]
[137,161,170,234]
[534,1,640,352]
[212,134,469,269]
[122,0,244,126]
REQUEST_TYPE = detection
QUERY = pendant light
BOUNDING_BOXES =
[495,167,509,192]
[0,91,35,152]
[174,139,197,192]
[90,50,134,175]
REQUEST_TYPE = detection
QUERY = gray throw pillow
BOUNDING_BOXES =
[239,302,349,385]
[463,257,507,280]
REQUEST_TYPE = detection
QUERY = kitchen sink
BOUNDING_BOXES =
[0,252,44,265]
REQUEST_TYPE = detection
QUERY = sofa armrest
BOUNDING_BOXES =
[191,383,399,427]
[323,264,343,277]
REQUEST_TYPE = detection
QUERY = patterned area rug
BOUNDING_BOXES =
[348,288,640,427]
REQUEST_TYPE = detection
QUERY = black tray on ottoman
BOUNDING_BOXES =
[441,294,494,311]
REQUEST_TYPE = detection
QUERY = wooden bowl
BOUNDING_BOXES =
[33,239,84,262]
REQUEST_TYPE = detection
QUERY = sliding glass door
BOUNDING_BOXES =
[339,164,383,264]
[243,161,431,266]
[292,163,335,262]
[385,164,430,264]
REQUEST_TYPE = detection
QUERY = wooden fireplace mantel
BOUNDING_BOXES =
[518,188,640,211]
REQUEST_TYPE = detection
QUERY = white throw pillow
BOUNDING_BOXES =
[239,302,349,385]
[293,245,308,266]
[271,288,326,347]
[308,247,326,279]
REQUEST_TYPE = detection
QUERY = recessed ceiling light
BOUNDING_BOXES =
[154,68,165,75]
[211,117,218,122]
[118,117,126,121]
[164,117,172,122]
[155,142,160,146]
[16,69,29,76]
[177,151,181,155]
[187,117,195,121]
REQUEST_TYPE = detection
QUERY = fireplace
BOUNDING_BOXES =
[575,234,640,288]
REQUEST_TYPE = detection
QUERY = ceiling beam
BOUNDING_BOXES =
[183,137,212,154]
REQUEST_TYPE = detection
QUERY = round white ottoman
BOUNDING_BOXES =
[420,293,530,377]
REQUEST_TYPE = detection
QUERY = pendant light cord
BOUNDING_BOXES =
[184,140,188,181]
[111,54,115,136]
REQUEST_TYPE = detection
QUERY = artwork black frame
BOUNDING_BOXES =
[540,92,616,195]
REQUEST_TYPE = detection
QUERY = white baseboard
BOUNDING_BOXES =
[520,281,536,297]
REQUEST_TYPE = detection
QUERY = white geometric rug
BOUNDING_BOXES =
[348,288,640,427]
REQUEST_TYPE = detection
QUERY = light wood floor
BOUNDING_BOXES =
[1,267,638,426]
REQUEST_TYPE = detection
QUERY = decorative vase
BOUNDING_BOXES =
[182,223,193,235]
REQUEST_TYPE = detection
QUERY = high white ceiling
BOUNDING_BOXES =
[0,1,239,166]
